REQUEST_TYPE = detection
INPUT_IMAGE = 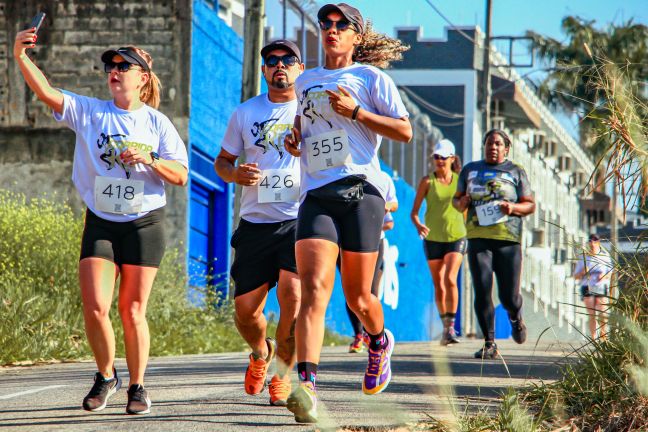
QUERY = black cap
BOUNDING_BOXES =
[589,234,601,241]
[260,39,302,63]
[317,3,364,34]
[101,47,150,72]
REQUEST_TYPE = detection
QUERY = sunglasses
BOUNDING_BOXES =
[264,54,299,67]
[318,19,355,32]
[433,154,452,161]
[104,61,140,73]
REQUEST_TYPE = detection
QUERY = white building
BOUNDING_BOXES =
[382,26,595,340]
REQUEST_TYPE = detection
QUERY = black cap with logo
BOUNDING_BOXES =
[101,47,150,72]
[317,3,364,34]
[260,39,302,63]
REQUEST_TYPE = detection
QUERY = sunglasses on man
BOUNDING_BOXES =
[318,18,356,32]
[103,61,141,73]
[264,54,299,67]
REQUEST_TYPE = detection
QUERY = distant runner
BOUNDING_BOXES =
[411,139,466,346]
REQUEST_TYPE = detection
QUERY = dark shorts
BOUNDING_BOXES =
[80,208,166,267]
[230,218,298,297]
[423,238,467,260]
[580,284,608,299]
[296,181,385,252]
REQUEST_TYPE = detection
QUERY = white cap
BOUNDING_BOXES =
[433,139,455,157]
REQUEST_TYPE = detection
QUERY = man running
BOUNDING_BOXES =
[214,40,304,406]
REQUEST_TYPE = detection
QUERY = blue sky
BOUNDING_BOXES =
[266,1,645,133]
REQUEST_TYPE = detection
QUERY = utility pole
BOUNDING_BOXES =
[481,0,493,132]
[241,0,265,102]
[233,0,266,293]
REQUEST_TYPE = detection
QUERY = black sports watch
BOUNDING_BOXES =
[149,151,160,168]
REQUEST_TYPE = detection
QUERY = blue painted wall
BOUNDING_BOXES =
[188,0,243,298]
[265,162,445,342]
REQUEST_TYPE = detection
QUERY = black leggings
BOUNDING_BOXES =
[467,238,523,342]
[343,239,385,335]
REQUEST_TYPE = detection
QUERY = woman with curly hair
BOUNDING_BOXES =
[283,2,412,423]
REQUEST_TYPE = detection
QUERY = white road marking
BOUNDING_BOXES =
[0,385,67,400]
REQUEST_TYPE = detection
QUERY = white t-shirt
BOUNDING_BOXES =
[574,249,613,288]
[381,171,397,239]
[382,171,397,205]
[221,93,299,223]
[53,91,188,222]
[295,63,409,200]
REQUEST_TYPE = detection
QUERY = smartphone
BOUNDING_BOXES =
[24,12,46,45]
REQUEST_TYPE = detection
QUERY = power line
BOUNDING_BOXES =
[422,0,477,45]
[401,86,465,119]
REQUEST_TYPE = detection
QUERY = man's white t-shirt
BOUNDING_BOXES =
[221,93,299,223]
[53,91,188,222]
[294,63,409,200]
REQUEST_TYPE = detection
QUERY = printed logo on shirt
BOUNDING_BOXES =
[250,118,291,158]
[300,85,333,128]
[468,171,478,180]
[96,133,153,179]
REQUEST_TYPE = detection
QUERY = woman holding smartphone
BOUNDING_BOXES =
[284,3,411,423]
[14,27,188,414]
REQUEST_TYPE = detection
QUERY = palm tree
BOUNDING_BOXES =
[528,16,648,279]
[527,16,647,159]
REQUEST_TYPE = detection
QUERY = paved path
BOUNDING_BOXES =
[0,340,571,431]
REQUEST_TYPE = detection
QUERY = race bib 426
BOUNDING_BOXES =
[257,169,300,203]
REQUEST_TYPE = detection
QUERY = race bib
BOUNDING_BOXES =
[476,201,509,226]
[94,176,144,214]
[257,169,300,203]
[305,129,351,173]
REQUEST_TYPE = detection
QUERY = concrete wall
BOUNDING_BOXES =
[0,0,192,248]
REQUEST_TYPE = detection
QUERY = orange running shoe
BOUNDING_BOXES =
[269,374,291,406]
[244,338,276,395]
[348,334,364,353]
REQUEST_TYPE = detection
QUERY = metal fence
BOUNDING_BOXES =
[379,90,444,187]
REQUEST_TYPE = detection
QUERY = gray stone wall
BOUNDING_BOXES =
[0,0,192,249]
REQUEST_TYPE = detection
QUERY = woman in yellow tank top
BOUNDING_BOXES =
[410,139,467,345]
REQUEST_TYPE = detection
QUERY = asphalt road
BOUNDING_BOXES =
[0,340,571,431]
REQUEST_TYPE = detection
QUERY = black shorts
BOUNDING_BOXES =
[580,284,608,299]
[296,180,385,252]
[230,218,298,297]
[80,208,166,267]
[423,238,467,260]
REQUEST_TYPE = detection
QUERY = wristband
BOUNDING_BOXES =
[351,105,361,121]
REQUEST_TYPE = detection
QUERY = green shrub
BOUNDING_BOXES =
[0,190,344,365]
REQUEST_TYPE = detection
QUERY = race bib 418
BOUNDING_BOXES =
[94,176,144,214]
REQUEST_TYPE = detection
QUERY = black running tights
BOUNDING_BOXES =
[467,238,523,342]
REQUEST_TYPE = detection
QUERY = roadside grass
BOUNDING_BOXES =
[0,190,344,365]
